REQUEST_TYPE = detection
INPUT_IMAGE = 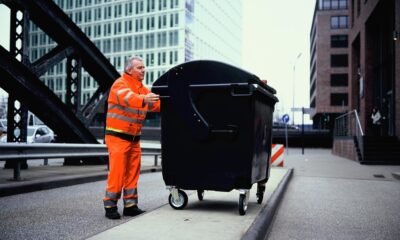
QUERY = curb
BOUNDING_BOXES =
[241,168,294,240]
[392,172,400,180]
[0,166,162,197]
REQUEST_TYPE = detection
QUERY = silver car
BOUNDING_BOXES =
[0,125,55,143]
[0,119,6,133]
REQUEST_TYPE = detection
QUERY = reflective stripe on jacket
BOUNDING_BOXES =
[106,73,160,136]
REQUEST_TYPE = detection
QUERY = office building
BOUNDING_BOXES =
[28,0,242,105]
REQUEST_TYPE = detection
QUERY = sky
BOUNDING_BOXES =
[0,0,315,124]
[242,0,315,124]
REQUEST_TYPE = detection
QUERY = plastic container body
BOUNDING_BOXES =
[152,60,278,192]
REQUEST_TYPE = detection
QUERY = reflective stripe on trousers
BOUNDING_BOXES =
[103,134,141,208]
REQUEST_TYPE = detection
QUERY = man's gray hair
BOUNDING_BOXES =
[124,56,143,72]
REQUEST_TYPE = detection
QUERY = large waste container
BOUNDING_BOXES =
[152,60,278,215]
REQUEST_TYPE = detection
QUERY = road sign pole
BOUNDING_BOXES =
[302,107,304,155]
[282,114,290,155]
[285,123,289,155]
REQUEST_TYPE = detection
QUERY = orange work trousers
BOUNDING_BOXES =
[103,135,141,208]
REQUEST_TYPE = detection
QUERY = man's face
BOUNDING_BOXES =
[128,59,145,81]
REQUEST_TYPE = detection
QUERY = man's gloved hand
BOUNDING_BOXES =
[143,92,159,104]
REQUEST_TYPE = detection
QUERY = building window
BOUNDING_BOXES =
[94,7,101,21]
[146,33,155,48]
[104,6,111,19]
[136,19,143,32]
[134,35,143,50]
[157,32,167,47]
[103,39,111,53]
[330,93,348,106]
[148,0,155,12]
[66,0,73,9]
[159,0,167,10]
[104,23,111,36]
[331,35,348,48]
[84,10,92,22]
[114,4,122,18]
[113,38,121,52]
[331,16,348,29]
[169,30,179,46]
[114,22,122,35]
[331,54,348,67]
[136,0,144,14]
[75,12,82,23]
[321,0,348,10]
[93,25,101,37]
[123,36,132,51]
[125,2,133,16]
[330,74,348,86]
[124,21,132,33]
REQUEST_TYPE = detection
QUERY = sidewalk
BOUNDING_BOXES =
[86,167,292,240]
[267,148,400,240]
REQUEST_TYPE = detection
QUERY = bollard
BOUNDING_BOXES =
[154,155,158,166]
[13,160,22,181]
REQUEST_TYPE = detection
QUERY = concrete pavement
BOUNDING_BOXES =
[86,167,291,240]
[267,148,400,240]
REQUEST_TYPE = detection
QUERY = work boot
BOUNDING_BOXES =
[105,207,121,220]
[123,205,146,217]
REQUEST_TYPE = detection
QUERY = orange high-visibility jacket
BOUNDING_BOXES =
[106,73,160,136]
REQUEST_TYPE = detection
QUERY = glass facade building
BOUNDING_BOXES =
[28,0,242,105]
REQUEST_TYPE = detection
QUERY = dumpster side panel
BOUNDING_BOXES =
[251,94,275,184]
[161,86,254,191]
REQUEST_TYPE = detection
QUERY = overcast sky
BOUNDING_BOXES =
[0,0,315,124]
[242,0,315,124]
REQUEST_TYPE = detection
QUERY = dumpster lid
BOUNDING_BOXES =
[152,60,277,94]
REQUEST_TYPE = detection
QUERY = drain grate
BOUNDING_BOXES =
[373,174,385,178]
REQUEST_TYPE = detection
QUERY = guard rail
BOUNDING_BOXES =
[0,143,161,180]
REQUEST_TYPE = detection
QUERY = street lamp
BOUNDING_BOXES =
[292,52,302,125]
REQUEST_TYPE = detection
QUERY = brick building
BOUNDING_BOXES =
[311,0,400,161]
[348,0,399,137]
[310,0,350,130]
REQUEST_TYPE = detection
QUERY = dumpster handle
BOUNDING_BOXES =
[230,84,253,97]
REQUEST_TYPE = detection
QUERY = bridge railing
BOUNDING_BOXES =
[0,143,161,181]
[334,110,364,160]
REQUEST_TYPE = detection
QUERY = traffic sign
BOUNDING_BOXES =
[282,114,290,123]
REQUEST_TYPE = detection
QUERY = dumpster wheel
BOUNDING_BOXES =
[256,183,266,204]
[239,194,248,215]
[168,189,188,210]
[197,190,204,201]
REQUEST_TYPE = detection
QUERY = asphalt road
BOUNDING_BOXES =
[266,148,400,240]
[0,172,170,240]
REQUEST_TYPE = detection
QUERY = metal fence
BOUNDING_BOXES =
[333,110,364,160]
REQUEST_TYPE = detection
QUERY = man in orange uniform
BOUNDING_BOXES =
[103,56,160,219]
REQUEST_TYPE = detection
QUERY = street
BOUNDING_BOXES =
[0,172,169,240]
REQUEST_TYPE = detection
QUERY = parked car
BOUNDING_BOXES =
[0,119,6,133]
[0,125,55,143]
